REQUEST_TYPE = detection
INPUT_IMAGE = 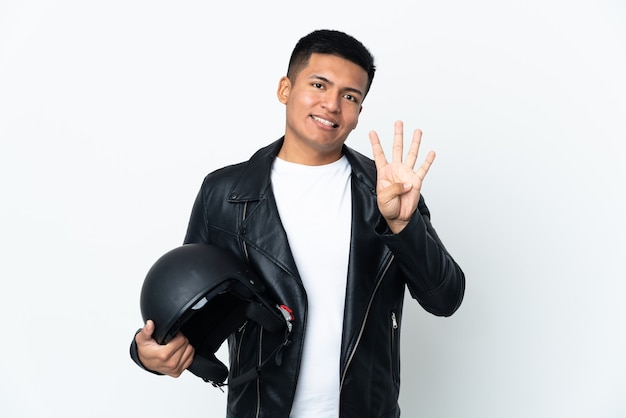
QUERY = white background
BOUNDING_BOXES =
[1,1,625,417]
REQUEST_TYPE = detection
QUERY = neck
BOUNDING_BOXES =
[277,141,343,166]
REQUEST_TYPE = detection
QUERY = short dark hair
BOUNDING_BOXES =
[287,29,376,97]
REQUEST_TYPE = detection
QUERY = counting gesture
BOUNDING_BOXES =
[369,120,436,234]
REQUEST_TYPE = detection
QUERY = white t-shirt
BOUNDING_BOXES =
[271,155,352,418]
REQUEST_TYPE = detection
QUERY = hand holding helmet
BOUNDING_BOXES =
[135,319,195,378]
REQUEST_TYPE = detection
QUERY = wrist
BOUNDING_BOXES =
[387,219,409,234]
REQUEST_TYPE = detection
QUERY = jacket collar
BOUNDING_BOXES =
[227,137,377,203]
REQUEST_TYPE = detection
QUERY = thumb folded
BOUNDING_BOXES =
[138,319,155,341]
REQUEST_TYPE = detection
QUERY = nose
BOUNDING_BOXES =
[321,92,341,113]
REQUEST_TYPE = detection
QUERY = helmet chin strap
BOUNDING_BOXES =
[188,303,294,389]
[223,322,293,389]
[188,353,229,389]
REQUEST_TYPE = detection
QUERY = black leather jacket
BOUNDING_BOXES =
[131,138,465,418]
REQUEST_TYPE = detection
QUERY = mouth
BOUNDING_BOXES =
[311,115,339,128]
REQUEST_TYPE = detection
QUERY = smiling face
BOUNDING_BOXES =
[276,53,369,165]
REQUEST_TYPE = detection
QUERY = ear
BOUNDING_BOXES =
[277,76,291,104]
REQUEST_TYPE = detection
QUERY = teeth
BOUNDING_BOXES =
[312,115,337,128]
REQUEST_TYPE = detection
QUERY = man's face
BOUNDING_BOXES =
[277,53,369,165]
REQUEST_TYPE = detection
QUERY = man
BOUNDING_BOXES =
[130,29,465,417]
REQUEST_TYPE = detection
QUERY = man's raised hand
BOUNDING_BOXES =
[369,120,436,234]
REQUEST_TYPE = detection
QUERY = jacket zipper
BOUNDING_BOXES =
[391,311,399,381]
[255,328,263,418]
[339,254,395,393]
[234,322,247,376]
[241,202,261,418]
[242,202,250,261]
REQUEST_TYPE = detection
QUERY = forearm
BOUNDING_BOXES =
[379,203,465,316]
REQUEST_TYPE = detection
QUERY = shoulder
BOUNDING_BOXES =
[199,138,283,195]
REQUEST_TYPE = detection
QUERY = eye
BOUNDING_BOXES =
[312,82,324,89]
[344,94,359,104]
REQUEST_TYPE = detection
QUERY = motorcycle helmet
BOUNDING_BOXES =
[140,243,293,387]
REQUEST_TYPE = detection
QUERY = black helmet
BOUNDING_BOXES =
[140,243,293,387]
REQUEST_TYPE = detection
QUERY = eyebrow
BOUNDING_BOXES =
[310,74,364,97]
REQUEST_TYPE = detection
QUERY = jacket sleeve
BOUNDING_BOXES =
[377,195,465,316]
[183,176,211,245]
